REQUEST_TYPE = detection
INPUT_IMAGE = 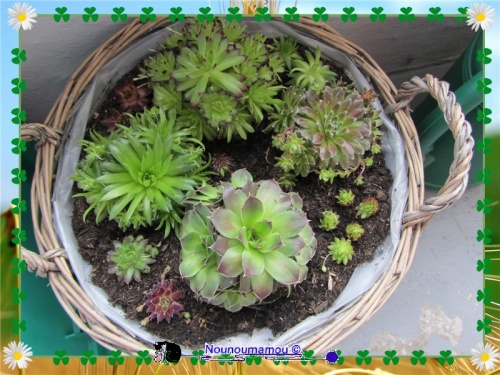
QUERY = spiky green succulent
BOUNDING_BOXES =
[107,235,159,284]
[139,20,285,142]
[336,189,355,206]
[272,36,301,71]
[320,211,340,231]
[356,197,379,219]
[288,46,337,93]
[328,238,354,265]
[346,223,365,241]
[72,108,209,235]
[179,169,316,312]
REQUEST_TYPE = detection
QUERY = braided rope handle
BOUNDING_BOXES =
[387,74,475,227]
[20,123,62,148]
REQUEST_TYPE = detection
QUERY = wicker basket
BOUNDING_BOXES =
[21,17,474,355]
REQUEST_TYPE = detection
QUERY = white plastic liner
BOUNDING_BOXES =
[52,19,408,353]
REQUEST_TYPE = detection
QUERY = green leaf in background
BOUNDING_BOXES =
[53,350,70,366]
[283,7,300,23]
[456,7,468,22]
[477,288,492,304]
[370,7,386,22]
[11,198,27,214]
[197,7,214,22]
[312,7,328,22]
[383,350,399,365]
[428,7,444,22]
[11,108,26,124]
[437,350,454,365]
[11,288,27,304]
[11,48,27,64]
[11,78,26,94]
[477,48,492,64]
[136,350,152,365]
[255,7,271,22]
[410,350,427,365]
[477,108,492,124]
[54,7,70,22]
[11,258,27,274]
[169,7,185,22]
[341,7,357,22]
[140,7,156,23]
[477,168,492,184]
[476,139,492,154]
[477,228,493,244]
[111,7,127,22]
[82,7,98,22]
[399,7,415,22]
[356,350,372,365]
[10,318,27,334]
[226,7,242,22]
[11,138,27,155]
[477,318,492,334]
[477,258,492,273]
[477,78,493,94]
[477,198,493,214]
[11,168,26,184]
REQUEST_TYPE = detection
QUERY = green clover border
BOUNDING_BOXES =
[7,5,494,371]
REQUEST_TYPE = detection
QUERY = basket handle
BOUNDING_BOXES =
[386,74,475,227]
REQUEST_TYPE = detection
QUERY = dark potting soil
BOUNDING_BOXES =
[72,130,392,348]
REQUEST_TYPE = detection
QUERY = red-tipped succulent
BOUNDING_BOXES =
[115,80,150,113]
[143,280,184,324]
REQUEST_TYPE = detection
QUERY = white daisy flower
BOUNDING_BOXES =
[467,3,495,31]
[2,341,33,370]
[470,342,500,372]
[7,3,37,31]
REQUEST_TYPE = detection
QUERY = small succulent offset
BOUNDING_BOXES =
[179,169,317,312]
[320,211,340,231]
[210,153,235,177]
[328,238,354,265]
[107,235,159,284]
[114,80,150,113]
[72,108,209,235]
[345,223,365,241]
[336,189,355,206]
[289,46,336,93]
[140,280,184,325]
[356,197,379,219]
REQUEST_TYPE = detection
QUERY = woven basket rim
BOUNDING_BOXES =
[21,16,474,355]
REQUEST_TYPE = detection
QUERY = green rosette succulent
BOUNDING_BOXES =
[107,235,159,284]
[179,169,317,312]
[139,20,286,142]
[289,46,337,93]
[73,108,209,235]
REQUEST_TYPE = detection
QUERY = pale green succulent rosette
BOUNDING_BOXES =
[179,169,317,312]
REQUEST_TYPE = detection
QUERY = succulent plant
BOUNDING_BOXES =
[289,46,336,93]
[345,223,365,241]
[356,197,379,219]
[336,189,355,206]
[114,80,150,113]
[179,169,316,312]
[320,211,340,231]
[265,87,305,134]
[295,84,374,170]
[101,108,127,132]
[318,168,337,184]
[272,36,301,71]
[172,33,247,106]
[139,20,286,142]
[107,235,159,284]
[73,108,209,235]
[273,129,315,178]
[328,238,354,265]
[210,153,235,177]
[141,280,184,324]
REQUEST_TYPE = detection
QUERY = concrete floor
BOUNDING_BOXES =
[339,185,483,356]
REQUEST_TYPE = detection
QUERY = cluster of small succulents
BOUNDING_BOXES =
[72,107,210,236]
[270,83,383,181]
[73,19,390,324]
[107,235,159,284]
[138,19,287,142]
[178,169,316,312]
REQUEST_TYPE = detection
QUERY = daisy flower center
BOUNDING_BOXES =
[17,13,27,21]
[13,351,23,360]
[481,353,490,361]
[476,13,486,21]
